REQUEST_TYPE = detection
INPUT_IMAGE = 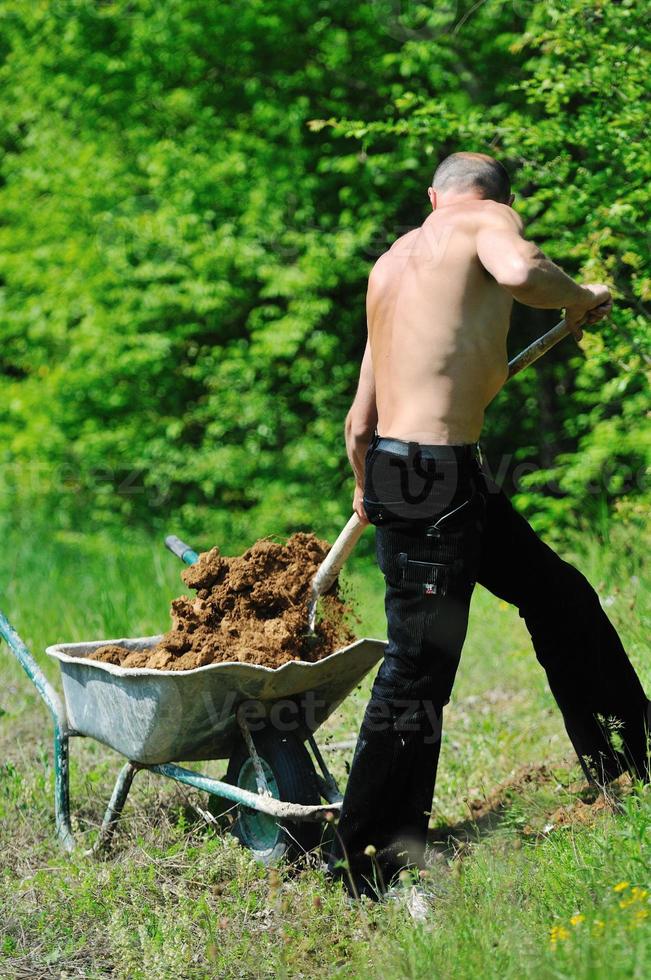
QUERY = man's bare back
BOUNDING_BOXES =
[368,200,514,445]
[346,152,612,523]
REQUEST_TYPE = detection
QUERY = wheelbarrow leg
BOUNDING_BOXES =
[236,705,272,797]
[307,734,343,804]
[54,728,75,852]
[94,761,139,852]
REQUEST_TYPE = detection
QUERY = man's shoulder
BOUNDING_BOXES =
[369,229,419,279]
[477,200,524,233]
[385,227,420,259]
[392,226,421,245]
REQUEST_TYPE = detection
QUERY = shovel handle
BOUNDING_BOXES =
[507,318,570,379]
[308,513,366,630]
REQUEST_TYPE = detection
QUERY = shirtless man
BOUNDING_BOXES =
[329,152,650,899]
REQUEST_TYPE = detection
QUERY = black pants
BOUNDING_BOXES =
[329,437,649,897]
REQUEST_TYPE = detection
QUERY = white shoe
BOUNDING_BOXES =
[406,885,430,922]
[384,883,432,922]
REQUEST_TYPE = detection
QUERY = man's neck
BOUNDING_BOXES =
[432,192,487,210]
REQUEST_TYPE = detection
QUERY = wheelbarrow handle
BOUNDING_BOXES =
[164,534,199,565]
[0,610,75,851]
[308,513,366,631]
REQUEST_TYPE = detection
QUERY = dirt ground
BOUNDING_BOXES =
[88,533,354,670]
[458,761,632,835]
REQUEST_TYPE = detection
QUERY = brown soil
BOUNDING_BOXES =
[428,761,634,863]
[462,762,558,822]
[545,774,631,829]
[88,533,355,671]
[464,761,632,826]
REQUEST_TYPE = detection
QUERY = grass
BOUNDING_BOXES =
[0,520,649,978]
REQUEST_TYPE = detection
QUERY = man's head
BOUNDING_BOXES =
[428,152,513,208]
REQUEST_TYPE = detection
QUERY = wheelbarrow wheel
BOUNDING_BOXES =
[224,729,321,864]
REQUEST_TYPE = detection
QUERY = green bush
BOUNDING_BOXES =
[0,0,648,545]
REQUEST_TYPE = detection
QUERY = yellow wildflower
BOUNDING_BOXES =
[619,887,649,910]
[550,924,571,948]
[570,914,585,926]
[613,881,629,892]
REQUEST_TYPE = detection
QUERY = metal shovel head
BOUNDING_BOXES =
[46,636,386,765]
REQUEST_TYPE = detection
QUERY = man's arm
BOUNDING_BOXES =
[345,339,377,525]
[477,205,612,339]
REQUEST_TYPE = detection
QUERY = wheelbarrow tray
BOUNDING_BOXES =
[46,636,385,765]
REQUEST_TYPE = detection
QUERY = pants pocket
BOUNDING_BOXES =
[397,553,452,597]
[363,497,406,526]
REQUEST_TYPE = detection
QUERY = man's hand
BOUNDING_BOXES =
[352,484,369,526]
[564,283,613,342]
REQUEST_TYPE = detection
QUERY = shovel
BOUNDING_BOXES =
[306,316,572,629]
[506,316,570,378]
[307,513,366,632]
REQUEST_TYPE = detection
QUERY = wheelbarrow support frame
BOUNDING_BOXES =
[94,733,341,853]
[1,611,344,854]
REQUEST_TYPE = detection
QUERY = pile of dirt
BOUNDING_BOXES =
[440,762,633,838]
[428,762,634,860]
[88,533,355,671]
[462,762,557,822]
[545,774,631,829]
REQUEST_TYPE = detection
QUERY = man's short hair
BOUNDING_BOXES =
[432,152,511,203]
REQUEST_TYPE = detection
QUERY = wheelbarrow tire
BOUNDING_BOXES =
[224,729,321,864]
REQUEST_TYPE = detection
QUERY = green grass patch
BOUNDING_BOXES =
[0,523,649,978]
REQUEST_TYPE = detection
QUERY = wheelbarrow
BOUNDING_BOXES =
[0,318,579,860]
[0,520,384,862]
